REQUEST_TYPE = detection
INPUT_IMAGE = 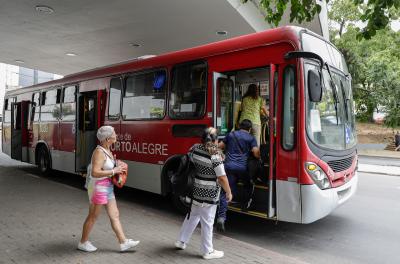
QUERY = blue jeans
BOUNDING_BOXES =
[217,169,253,221]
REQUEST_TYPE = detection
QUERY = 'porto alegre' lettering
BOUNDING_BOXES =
[110,133,168,156]
[112,141,168,156]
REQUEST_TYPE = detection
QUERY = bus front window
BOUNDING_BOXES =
[305,63,356,150]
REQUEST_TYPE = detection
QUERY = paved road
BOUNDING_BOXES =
[222,171,400,264]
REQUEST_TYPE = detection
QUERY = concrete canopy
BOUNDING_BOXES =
[0,0,326,76]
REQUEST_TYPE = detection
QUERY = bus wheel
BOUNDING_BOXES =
[37,147,51,175]
[172,193,191,215]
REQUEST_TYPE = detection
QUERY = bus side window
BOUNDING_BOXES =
[108,78,122,119]
[62,86,76,121]
[169,61,206,119]
[122,70,166,120]
[32,93,40,122]
[282,66,296,150]
[40,89,60,122]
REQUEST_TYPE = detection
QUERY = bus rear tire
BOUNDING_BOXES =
[37,147,51,175]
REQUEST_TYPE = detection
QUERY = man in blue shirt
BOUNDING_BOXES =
[216,119,260,232]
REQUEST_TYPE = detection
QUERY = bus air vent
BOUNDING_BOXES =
[327,156,354,172]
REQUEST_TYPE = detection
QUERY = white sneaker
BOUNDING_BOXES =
[203,249,224,259]
[120,239,140,252]
[174,241,186,250]
[77,241,97,252]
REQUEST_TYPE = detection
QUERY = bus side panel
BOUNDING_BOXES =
[39,122,58,164]
[207,42,295,73]
[119,120,207,194]
[123,160,163,194]
[56,120,76,173]
[276,180,301,223]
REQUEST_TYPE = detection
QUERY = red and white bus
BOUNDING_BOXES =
[2,26,358,223]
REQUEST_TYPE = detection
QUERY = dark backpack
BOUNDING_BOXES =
[170,154,196,197]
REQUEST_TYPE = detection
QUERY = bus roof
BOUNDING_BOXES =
[6,26,305,97]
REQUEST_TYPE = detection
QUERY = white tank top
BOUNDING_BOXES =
[90,146,115,180]
[97,146,115,170]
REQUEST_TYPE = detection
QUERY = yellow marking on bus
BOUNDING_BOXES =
[227,205,273,219]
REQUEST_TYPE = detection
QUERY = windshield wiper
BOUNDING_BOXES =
[324,63,340,125]
[340,80,349,122]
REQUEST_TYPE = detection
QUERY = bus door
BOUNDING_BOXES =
[11,101,30,161]
[213,73,234,135]
[267,65,278,218]
[76,91,98,172]
[275,63,300,223]
[213,67,277,218]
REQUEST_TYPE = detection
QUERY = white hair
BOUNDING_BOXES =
[96,126,115,142]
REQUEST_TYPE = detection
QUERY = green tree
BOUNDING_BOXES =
[243,0,399,39]
[328,0,362,36]
[333,26,400,126]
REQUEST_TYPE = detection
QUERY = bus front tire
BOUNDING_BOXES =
[37,147,51,175]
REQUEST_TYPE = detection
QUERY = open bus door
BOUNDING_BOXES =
[268,65,278,218]
[11,101,30,162]
[75,91,98,172]
[213,70,275,218]
[213,73,234,135]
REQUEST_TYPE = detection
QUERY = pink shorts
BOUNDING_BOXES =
[87,177,115,204]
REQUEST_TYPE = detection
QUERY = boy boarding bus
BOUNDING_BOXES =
[2,26,358,223]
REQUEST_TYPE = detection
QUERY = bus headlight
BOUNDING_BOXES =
[305,162,331,190]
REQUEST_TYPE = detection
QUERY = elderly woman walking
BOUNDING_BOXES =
[175,127,232,260]
[78,125,139,252]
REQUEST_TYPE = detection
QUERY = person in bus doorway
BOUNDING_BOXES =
[78,126,140,252]
[216,119,260,232]
[239,83,269,146]
[175,127,233,260]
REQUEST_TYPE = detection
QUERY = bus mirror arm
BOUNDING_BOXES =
[284,51,324,70]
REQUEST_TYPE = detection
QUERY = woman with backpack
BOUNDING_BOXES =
[78,125,139,252]
[175,127,232,260]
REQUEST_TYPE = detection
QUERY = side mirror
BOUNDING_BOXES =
[308,69,322,102]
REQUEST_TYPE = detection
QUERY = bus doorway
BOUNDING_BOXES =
[213,66,274,219]
[10,101,30,162]
[76,91,98,172]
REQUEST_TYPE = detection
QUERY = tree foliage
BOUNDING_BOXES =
[243,0,399,39]
[330,0,400,127]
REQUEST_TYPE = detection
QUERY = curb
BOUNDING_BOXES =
[358,164,400,176]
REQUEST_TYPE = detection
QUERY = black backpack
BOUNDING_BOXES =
[170,153,196,198]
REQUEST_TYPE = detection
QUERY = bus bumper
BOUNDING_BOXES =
[301,171,358,224]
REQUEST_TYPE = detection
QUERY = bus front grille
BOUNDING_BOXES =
[327,156,354,172]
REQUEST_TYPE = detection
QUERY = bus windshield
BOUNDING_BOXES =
[305,63,356,150]
[302,32,356,151]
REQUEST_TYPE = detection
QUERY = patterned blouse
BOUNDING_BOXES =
[189,144,226,206]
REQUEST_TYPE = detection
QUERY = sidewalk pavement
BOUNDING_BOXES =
[0,153,306,264]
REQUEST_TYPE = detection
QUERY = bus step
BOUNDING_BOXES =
[227,204,268,219]
[232,184,269,213]
[237,182,268,190]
